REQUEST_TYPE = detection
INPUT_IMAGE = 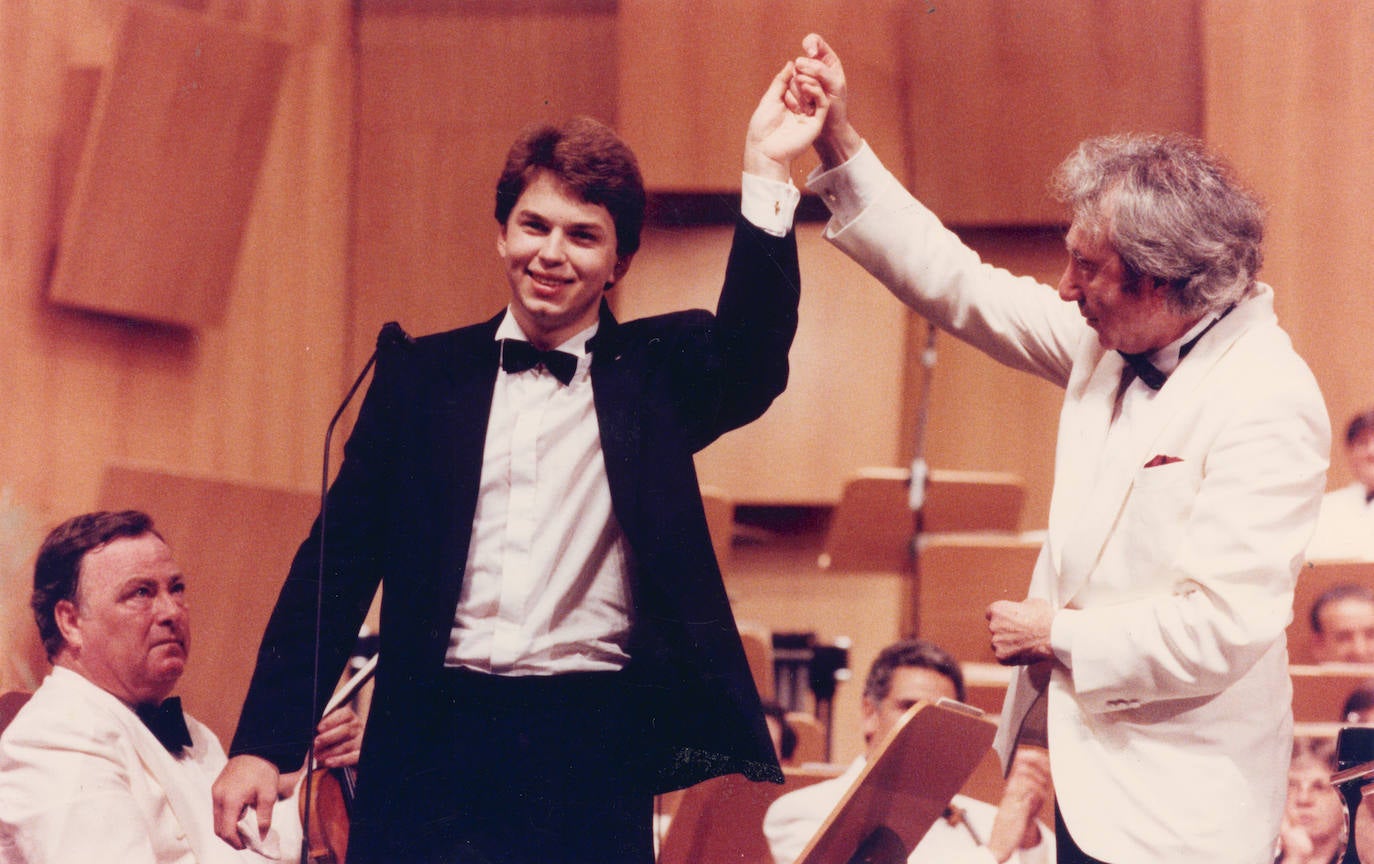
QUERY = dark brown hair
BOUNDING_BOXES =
[494,116,646,257]
[32,510,162,659]
[863,638,966,703]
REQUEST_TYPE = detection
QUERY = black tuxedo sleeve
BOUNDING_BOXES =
[680,217,800,451]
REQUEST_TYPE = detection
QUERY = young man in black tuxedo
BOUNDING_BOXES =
[212,64,828,864]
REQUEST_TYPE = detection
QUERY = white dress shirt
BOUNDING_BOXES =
[447,316,634,674]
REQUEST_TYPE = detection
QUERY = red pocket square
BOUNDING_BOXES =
[1144,454,1183,468]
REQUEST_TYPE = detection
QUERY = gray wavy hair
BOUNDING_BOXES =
[1051,133,1264,315]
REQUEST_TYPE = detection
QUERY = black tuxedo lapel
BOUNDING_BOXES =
[416,313,504,667]
[588,301,644,527]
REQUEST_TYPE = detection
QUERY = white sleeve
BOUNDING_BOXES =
[807,142,1081,388]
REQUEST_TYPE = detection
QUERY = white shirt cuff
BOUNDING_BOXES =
[741,172,800,236]
[804,140,886,229]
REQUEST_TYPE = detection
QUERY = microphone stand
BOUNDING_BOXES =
[907,321,938,562]
[300,321,409,864]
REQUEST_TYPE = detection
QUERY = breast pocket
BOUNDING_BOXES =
[1123,460,1201,576]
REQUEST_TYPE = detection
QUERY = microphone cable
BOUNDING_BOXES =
[300,321,411,864]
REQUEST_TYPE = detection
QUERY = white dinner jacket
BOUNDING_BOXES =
[811,146,1330,863]
[0,667,297,864]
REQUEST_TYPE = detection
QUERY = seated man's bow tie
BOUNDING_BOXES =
[136,697,193,754]
[499,339,579,385]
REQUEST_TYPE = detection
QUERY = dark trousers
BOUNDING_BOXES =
[1056,806,1112,864]
[357,667,654,864]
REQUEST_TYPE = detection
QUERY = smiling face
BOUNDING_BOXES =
[497,170,632,350]
[1057,222,1194,354]
[54,532,189,706]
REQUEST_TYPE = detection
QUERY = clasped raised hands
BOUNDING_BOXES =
[745,58,830,181]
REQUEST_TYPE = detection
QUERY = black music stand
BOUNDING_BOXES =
[1331,726,1374,864]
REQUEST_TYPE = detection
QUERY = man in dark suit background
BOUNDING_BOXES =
[211,64,828,864]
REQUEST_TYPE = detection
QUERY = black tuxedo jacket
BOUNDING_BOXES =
[230,218,799,855]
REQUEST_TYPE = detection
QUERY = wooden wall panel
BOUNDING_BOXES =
[616,0,913,192]
[617,1,1201,515]
[48,3,289,326]
[1202,0,1374,491]
[0,488,50,694]
[905,0,1203,224]
[615,221,910,504]
[1,0,354,531]
[899,228,1067,529]
[350,4,619,364]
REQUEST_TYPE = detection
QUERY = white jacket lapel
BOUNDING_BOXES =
[1047,348,1122,598]
[47,668,221,863]
[118,703,222,863]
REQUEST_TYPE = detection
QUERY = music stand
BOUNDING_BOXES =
[1332,726,1374,864]
[795,699,996,864]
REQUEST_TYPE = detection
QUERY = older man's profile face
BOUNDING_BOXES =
[1056,223,1186,355]
[56,532,190,705]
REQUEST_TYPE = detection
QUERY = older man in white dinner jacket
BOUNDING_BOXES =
[0,511,359,864]
[1,665,299,864]
[790,35,1329,864]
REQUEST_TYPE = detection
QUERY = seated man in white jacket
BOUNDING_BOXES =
[0,510,361,864]
[763,639,1053,864]
[1307,408,1374,561]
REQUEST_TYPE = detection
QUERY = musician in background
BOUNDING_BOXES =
[1308,583,1374,665]
[1275,737,1346,864]
[1308,408,1374,561]
[760,700,799,765]
[763,639,1053,864]
[0,510,359,864]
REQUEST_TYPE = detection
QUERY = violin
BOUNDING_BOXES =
[299,655,377,864]
[301,765,355,864]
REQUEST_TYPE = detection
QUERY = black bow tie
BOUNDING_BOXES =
[1117,304,1234,391]
[135,697,192,754]
[499,339,579,385]
[1118,351,1168,390]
